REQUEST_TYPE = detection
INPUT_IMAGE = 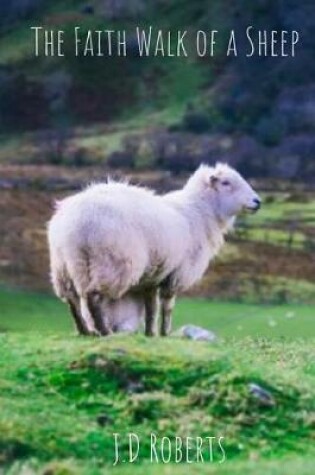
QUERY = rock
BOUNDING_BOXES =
[248,383,275,407]
[126,380,144,394]
[175,325,217,342]
[112,348,128,357]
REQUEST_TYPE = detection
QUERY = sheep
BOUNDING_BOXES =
[47,163,261,337]
[99,293,145,333]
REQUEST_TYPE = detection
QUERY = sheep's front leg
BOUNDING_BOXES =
[144,288,159,337]
[160,290,176,337]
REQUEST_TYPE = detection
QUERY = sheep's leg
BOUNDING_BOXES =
[79,296,100,336]
[144,289,159,337]
[67,298,90,336]
[160,291,176,337]
[64,283,91,335]
[86,292,112,336]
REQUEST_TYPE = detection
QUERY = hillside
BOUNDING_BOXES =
[0,332,315,474]
[0,0,314,179]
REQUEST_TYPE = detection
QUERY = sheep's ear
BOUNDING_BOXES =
[209,175,219,188]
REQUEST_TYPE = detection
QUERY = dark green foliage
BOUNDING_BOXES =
[0,69,48,131]
[181,110,212,134]
[107,151,135,169]
[0,1,314,178]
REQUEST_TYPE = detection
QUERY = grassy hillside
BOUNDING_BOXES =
[1,288,315,473]
[0,332,314,474]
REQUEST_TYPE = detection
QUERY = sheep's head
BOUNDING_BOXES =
[185,163,261,221]
[209,163,261,219]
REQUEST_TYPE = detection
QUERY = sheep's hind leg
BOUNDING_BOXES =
[144,288,159,337]
[65,284,91,336]
[68,298,90,336]
[77,295,100,336]
[160,291,176,337]
[86,292,112,336]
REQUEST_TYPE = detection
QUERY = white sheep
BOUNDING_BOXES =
[47,163,261,336]
[99,293,145,334]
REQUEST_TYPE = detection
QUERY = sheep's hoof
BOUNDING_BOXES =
[77,329,102,337]
[92,330,102,337]
[101,330,113,337]
[145,330,157,337]
[160,331,170,337]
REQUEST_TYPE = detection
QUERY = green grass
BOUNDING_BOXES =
[236,275,315,306]
[0,287,315,473]
[249,198,315,228]
[243,228,307,250]
[235,194,315,252]
[175,298,315,339]
[0,287,71,334]
[1,287,315,338]
[0,333,314,474]
[6,457,315,475]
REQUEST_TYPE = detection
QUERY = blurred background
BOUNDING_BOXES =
[0,0,314,334]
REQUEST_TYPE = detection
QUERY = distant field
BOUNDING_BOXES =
[0,287,314,339]
[235,193,315,251]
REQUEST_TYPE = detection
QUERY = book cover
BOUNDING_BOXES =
[0,1,314,474]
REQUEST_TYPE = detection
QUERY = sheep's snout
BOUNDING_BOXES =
[247,196,261,212]
[252,197,261,211]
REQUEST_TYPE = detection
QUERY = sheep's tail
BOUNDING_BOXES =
[49,246,69,301]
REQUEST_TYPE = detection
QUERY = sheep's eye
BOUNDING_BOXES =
[221,180,230,186]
